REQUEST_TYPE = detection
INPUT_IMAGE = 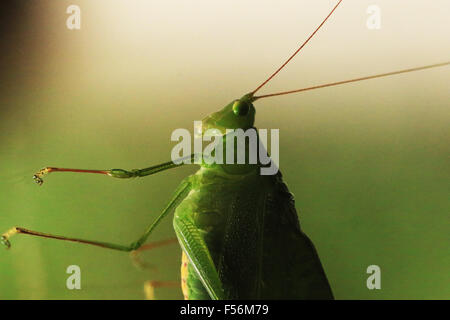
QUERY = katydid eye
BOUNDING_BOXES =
[232,101,250,116]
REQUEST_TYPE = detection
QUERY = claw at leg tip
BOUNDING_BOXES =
[1,236,11,249]
[33,168,49,186]
[33,175,44,186]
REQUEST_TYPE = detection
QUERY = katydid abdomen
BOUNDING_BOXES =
[175,158,333,299]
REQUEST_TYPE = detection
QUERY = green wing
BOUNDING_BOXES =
[173,212,226,300]
[215,178,267,299]
[260,172,334,299]
[215,172,333,299]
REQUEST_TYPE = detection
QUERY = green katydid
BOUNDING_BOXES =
[2,0,449,299]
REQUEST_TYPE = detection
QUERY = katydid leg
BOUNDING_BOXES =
[32,154,197,185]
[1,180,191,251]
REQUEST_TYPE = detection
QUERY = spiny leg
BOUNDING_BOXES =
[2,180,192,251]
[32,155,197,186]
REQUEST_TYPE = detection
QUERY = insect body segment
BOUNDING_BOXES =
[181,251,190,299]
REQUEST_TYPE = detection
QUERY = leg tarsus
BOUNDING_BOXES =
[33,168,51,186]
[1,236,11,249]
[1,227,19,249]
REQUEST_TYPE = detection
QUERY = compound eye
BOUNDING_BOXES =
[232,101,250,116]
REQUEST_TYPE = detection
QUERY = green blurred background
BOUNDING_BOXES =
[0,0,449,299]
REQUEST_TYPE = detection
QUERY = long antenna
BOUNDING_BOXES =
[253,62,450,100]
[252,0,343,95]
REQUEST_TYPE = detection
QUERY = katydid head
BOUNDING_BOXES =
[200,0,345,136]
[199,0,448,137]
[201,93,256,134]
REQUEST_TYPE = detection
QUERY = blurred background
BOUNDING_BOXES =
[0,0,449,299]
